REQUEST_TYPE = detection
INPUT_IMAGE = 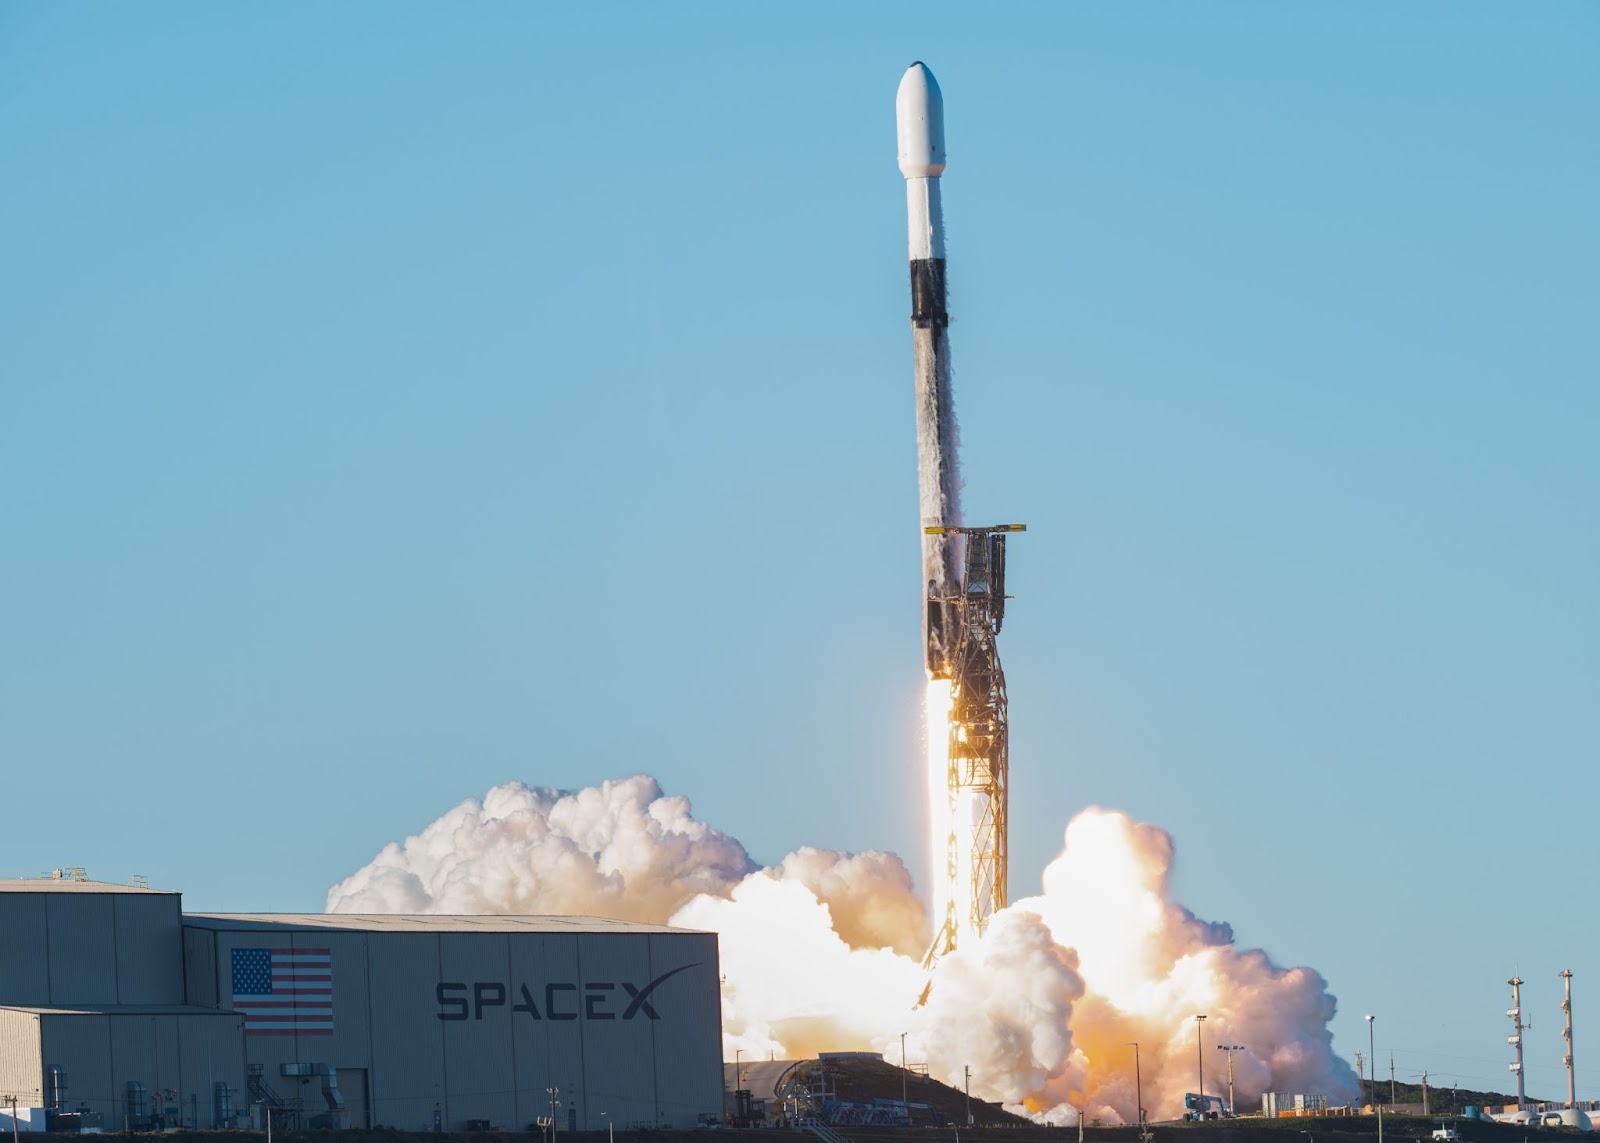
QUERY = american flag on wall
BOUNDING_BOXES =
[230,947,334,1035]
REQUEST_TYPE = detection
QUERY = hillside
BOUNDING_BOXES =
[789,1055,1028,1126]
[785,1055,1532,1127]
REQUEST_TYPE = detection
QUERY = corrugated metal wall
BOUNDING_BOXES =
[40,1014,113,1117]
[169,1013,247,1127]
[42,1013,249,1128]
[439,931,521,1129]
[112,896,184,1004]
[0,893,720,1135]
[365,933,448,1129]
[188,925,723,1133]
[182,926,217,1008]
[0,892,184,1009]
[0,1009,43,1104]
[42,895,118,1005]
[107,1015,176,1122]
[644,931,722,1128]
[506,930,571,1132]
[0,897,49,1005]
[189,928,380,1122]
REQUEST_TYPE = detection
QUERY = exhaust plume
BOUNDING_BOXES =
[324,776,754,919]
[330,777,1356,1122]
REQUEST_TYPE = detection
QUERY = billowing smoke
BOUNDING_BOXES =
[329,777,1356,1122]
[325,776,755,919]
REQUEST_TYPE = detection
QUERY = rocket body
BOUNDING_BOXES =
[897,62,961,679]
[899,62,1015,973]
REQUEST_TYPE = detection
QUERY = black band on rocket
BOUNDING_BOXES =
[910,259,948,329]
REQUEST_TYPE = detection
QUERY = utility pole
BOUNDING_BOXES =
[1355,1052,1365,1108]
[1365,1016,1376,1112]
[1196,1015,1208,1116]
[547,1087,561,1141]
[9,1094,20,1143]
[1508,977,1528,1112]
[1129,1043,1149,1143]
[901,1033,909,1124]
[1420,1072,1429,1118]
[964,1065,972,1127]
[1217,1044,1245,1115]
[1390,1053,1396,1107]
[1561,970,1575,1110]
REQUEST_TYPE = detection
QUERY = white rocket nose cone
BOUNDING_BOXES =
[896,61,945,179]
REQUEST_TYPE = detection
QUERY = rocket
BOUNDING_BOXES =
[897,62,962,679]
[899,62,1021,971]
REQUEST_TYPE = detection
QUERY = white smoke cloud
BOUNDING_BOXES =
[672,874,925,1060]
[766,847,929,958]
[324,776,754,920]
[1001,807,1355,1122]
[918,908,1085,1108]
[329,779,1357,1122]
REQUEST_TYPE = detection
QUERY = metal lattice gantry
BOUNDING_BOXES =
[923,525,1022,969]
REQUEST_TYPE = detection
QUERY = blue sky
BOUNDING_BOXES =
[2,0,1596,1104]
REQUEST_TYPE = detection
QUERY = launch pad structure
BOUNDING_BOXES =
[923,523,1024,967]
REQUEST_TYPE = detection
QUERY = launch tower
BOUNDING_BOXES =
[924,524,1023,963]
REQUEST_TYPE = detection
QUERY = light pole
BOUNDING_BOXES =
[601,1112,613,1143]
[1195,1015,1208,1118]
[964,1065,972,1126]
[1216,1044,1244,1115]
[733,1051,744,1127]
[1365,1016,1375,1112]
[1128,1043,1146,1142]
[254,1101,272,1143]
[900,1033,909,1122]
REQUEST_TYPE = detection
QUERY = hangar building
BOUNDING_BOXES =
[0,878,723,1132]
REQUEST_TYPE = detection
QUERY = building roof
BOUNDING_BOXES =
[184,912,707,935]
[0,878,174,895]
[0,1004,240,1018]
